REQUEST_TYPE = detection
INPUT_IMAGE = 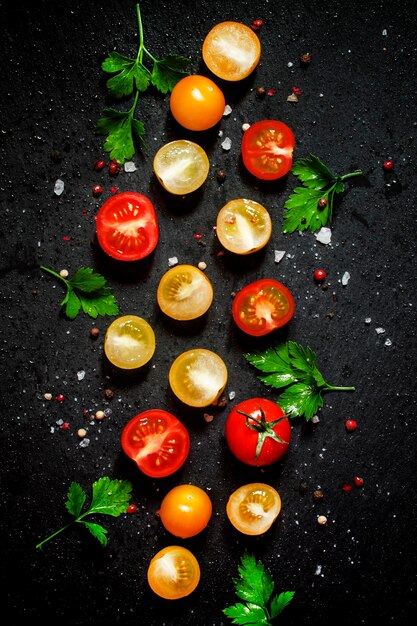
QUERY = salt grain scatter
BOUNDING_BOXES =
[124,161,137,172]
[168,256,178,267]
[54,179,64,196]
[223,104,232,116]
[315,227,332,245]
[274,250,286,263]
[342,271,350,286]
[77,370,85,381]
[221,137,232,150]
[375,327,386,334]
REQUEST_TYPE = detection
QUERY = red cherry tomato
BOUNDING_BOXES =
[241,120,295,180]
[232,278,295,336]
[121,409,190,478]
[96,192,159,261]
[225,398,291,466]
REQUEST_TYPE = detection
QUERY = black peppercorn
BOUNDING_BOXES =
[298,480,308,494]
[217,169,226,183]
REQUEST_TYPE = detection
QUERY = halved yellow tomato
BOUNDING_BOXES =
[202,21,261,81]
[153,140,210,195]
[104,315,155,369]
[157,264,213,321]
[169,348,228,407]
[226,482,281,535]
[147,546,200,600]
[216,198,272,254]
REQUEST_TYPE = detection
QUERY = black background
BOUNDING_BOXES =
[1,0,416,624]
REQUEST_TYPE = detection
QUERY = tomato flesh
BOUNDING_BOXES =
[225,397,291,466]
[216,198,272,255]
[157,264,213,321]
[241,120,295,180]
[121,409,190,478]
[170,74,226,131]
[226,483,282,535]
[169,348,228,407]
[202,21,261,81]
[104,315,155,369]
[147,546,200,600]
[96,191,159,261]
[232,278,295,336]
[159,484,213,538]
[153,140,210,195]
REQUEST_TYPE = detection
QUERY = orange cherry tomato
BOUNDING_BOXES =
[226,482,282,535]
[147,546,200,599]
[169,74,226,131]
[241,120,295,180]
[202,21,261,81]
[159,484,213,538]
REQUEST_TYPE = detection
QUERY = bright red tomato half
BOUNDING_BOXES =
[96,191,159,261]
[225,398,291,467]
[121,409,190,478]
[241,120,295,180]
[232,278,295,336]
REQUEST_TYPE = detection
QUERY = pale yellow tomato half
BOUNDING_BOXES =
[153,140,210,195]
[202,21,261,81]
[104,315,155,369]
[157,264,213,321]
[226,482,282,535]
[169,348,228,407]
[216,198,272,254]
[147,546,200,600]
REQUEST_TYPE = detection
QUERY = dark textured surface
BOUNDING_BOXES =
[1,0,416,624]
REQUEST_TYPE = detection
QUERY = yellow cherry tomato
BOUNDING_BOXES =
[202,21,261,81]
[153,140,210,195]
[159,484,213,538]
[104,315,155,369]
[157,264,213,321]
[216,198,272,254]
[147,546,200,600]
[170,74,226,131]
[226,482,282,535]
[169,348,228,407]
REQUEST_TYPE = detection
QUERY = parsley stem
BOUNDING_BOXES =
[35,522,74,550]
[340,170,363,181]
[40,265,68,286]
[326,385,356,392]
[135,3,144,63]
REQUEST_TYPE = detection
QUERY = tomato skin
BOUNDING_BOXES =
[121,409,190,478]
[241,120,295,180]
[232,278,295,336]
[147,546,200,600]
[159,484,213,538]
[96,192,159,262]
[170,74,226,131]
[225,398,291,467]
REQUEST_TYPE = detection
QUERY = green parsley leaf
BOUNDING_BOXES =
[223,552,294,626]
[40,265,119,320]
[151,55,190,94]
[35,477,133,550]
[282,154,363,233]
[96,3,190,162]
[245,341,356,420]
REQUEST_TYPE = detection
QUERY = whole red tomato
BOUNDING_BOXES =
[224,398,291,466]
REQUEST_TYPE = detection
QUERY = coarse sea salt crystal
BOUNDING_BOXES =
[54,179,64,196]
[274,250,286,263]
[375,327,386,334]
[315,227,332,245]
[385,338,392,346]
[124,161,137,172]
[79,438,90,448]
[365,317,372,324]
[341,271,351,286]
[168,256,178,267]
[228,391,236,400]
[221,137,232,151]
[77,370,85,381]
[223,104,232,116]
[315,565,322,575]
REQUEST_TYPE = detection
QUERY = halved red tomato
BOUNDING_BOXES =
[121,409,190,478]
[232,278,295,336]
[241,120,295,180]
[96,191,159,261]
